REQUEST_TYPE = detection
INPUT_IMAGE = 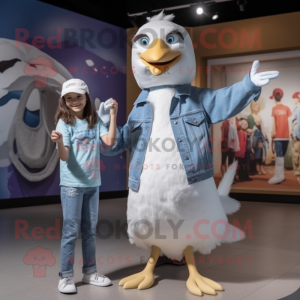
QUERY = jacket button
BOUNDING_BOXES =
[185,157,189,160]
[193,119,197,123]
[174,121,178,124]
[178,138,182,142]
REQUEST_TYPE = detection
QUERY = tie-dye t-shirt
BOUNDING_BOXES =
[55,117,108,187]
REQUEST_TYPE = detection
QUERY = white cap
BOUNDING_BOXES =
[61,79,89,98]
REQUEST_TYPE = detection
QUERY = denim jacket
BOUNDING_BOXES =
[101,73,261,191]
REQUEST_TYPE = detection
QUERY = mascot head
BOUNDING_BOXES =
[131,11,196,89]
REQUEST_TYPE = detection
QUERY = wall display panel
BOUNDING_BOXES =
[0,0,127,199]
[208,51,300,195]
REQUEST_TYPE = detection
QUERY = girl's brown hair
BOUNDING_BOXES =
[54,92,98,129]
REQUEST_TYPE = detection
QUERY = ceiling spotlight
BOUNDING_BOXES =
[237,0,247,11]
[212,12,218,20]
[196,7,204,15]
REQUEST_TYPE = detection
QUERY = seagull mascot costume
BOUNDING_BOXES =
[99,11,279,296]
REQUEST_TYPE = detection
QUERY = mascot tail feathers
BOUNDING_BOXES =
[218,161,241,215]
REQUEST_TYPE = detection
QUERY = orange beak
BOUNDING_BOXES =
[139,38,181,76]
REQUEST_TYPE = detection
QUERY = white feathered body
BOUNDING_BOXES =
[127,88,245,260]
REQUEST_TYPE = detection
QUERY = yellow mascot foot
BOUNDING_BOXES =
[119,269,154,290]
[186,272,224,296]
[119,245,161,290]
[184,246,224,296]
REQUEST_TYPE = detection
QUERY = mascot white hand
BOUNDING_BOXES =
[250,60,279,87]
[98,98,114,123]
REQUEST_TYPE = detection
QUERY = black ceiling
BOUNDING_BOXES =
[39,0,300,28]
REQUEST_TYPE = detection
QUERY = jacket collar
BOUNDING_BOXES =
[134,84,192,105]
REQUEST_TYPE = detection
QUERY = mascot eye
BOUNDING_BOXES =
[138,36,150,46]
[35,67,38,70]
[166,33,180,44]
[43,67,47,70]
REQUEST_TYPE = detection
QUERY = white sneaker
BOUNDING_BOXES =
[82,272,112,286]
[268,157,285,184]
[58,277,77,293]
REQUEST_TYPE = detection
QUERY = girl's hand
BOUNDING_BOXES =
[51,130,63,143]
[109,99,118,116]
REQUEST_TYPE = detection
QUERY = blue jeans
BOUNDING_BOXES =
[59,186,99,278]
[275,140,289,157]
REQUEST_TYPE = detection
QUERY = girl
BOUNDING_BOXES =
[220,117,239,179]
[251,115,267,175]
[247,100,267,175]
[51,78,118,294]
[235,118,252,182]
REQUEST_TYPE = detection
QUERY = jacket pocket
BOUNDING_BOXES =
[129,121,143,132]
[183,112,211,171]
[183,112,205,141]
[183,113,205,127]
[129,121,144,159]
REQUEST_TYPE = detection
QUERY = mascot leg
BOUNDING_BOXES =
[119,245,161,290]
[184,246,224,296]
